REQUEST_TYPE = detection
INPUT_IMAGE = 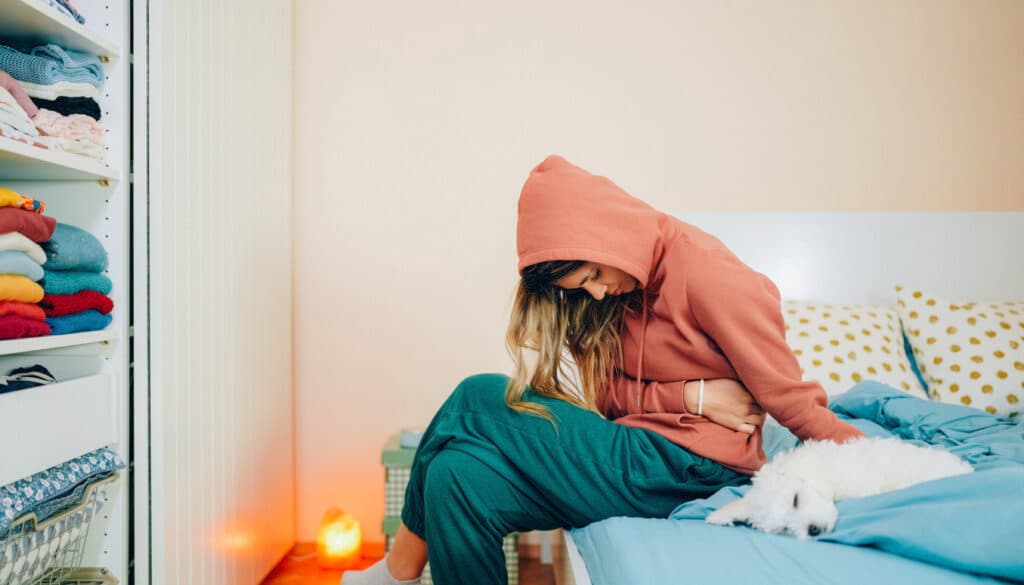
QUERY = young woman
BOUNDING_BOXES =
[343,155,862,585]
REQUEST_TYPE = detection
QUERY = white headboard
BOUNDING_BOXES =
[679,212,1024,305]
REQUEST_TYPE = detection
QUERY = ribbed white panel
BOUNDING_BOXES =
[148,1,294,584]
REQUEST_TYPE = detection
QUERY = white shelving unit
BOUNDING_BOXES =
[0,136,119,180]
[0,373,116,484]
[0,0,133,582]
[0,329,116,356]
[0,0,120,58]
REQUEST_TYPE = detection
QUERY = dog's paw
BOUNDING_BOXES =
[705,508,736,526]
[705,497,750,526]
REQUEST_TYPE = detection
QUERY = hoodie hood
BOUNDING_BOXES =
[516,155,665,288]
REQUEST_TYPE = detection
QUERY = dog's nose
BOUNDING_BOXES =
[807,525,822,537]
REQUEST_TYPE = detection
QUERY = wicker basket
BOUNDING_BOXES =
[0,474,118,585]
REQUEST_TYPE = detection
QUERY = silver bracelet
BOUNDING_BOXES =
[697,378,705,416]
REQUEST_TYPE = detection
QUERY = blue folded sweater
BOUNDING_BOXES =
[46,310,112,335]
[42,270,112,295]
[0,43,104,87]
[43,223,109,272]
[0,250,43,281]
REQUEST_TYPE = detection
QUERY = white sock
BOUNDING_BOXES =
[340,557,421,585]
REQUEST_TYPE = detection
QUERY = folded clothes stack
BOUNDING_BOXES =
[0,84,37,136]
[0,363,56,395]
[0,43,106,159]
[0,79,45,147]
[0,186,54,339]
[41,222,113,334]
[0,43,103,87]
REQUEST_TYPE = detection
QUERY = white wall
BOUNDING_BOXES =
[294,0,1024,542]
[148,1,295,582]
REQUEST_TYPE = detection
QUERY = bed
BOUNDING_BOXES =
[555,212,1024,585]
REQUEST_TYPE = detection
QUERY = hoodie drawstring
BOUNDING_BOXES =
[636,290,648,412]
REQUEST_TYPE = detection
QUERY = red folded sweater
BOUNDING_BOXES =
[39,290,114,317]
[0,300,45,321]
[0,315,51,339]
[0,208,56,242]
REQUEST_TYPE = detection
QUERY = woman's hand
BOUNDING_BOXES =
[684,378,765,434]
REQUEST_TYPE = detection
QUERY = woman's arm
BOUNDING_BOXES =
[686,249,863,443]
[684,378,766,434]
[603,375,766,434]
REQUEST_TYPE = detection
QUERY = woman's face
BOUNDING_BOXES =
[553,262,638,301]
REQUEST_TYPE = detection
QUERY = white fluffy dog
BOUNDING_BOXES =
[706,437,973,539]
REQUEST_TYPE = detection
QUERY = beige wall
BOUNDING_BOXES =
[294,0,1024,541]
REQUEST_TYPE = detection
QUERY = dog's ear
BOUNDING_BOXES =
[706,496,751,526]
[809,478,836,500]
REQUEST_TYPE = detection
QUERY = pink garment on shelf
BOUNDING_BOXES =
[36,135,104,159]
[0,71,38,118]
[0,124,49,149]
[0,88,38,137]
[33,109,105,145]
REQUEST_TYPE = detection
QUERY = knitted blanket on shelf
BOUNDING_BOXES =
[0,43,104,88]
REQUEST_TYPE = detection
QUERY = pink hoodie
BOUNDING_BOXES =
[517,155,862,474]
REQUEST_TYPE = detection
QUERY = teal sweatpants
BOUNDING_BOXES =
[401,373,746,585]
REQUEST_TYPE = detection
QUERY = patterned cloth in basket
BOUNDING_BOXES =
[0,448,123,539]
[0,474,115,585]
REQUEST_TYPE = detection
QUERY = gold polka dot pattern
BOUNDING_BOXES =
[783,301,927,398]
[897,286,1023,419]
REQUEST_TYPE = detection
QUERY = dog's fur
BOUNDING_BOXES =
[705,437,973,539]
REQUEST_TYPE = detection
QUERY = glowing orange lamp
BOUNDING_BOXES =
[316,508,362,569]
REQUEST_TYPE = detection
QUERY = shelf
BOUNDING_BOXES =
[0,0,120,58]
[0,373,115,485]
[0,329,116,356]
[58,568,120,584]
[0,136,117,181]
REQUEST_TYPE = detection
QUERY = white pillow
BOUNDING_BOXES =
[897,286,1022,418]
[783,300,928,398]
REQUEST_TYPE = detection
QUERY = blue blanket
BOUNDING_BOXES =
[0,44,104,87]
[572,382,1024,584]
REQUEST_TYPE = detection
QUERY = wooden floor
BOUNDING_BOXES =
[261,542,556,585]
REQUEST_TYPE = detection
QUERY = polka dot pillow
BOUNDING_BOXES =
[783,300,928,398]
[897,287,1023,418]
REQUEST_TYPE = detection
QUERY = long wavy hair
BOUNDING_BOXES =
[505,260,640,422]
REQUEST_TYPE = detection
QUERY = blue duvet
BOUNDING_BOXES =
[572,382,1024,584]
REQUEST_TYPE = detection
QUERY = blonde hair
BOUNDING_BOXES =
[505,261,637,422]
